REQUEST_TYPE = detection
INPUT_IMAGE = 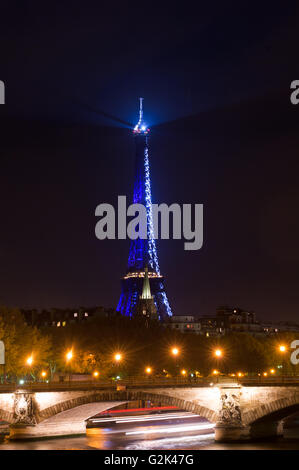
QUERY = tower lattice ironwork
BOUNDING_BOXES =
[116,98,173,320]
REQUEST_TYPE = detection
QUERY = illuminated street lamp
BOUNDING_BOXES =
[41,371,47,378]
[66,349,73,362]
[26,355,33,366]
[263,372,268,377]
[270,368,275,374]
[145,366,152,375]
[181,369,187,376]
[93,371,99,378]
[114,353,122,362]
[25,355,34,383]
[170,347,180,377]
[213,349,223,378]
[278,345,287,376]
[65,349,73,384]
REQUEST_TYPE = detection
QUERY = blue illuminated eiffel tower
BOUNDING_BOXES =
[116,98,173,320]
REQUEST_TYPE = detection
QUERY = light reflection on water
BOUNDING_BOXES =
[125,433,216,450]
[0,430,299,450]
[1,415,299,450]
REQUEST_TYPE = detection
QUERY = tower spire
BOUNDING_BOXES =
[141,265,152,300]
[134,97,149,134]
[139,97,143,125]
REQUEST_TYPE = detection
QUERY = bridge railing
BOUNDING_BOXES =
[0,375,299,392]
[238,376,299,385]
[0,376,210,392]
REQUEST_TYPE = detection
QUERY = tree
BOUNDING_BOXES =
[0,306,52,381]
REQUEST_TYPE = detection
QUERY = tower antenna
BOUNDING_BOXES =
[138,97,143,126]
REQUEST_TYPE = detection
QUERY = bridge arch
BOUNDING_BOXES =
[36,391,127,422]
[36,390,217,424]
[243,393,299,426]
[127,391,217,423]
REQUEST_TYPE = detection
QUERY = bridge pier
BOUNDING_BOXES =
[214,383,286,441]
[214,383,244,442]
[9,390,38,440]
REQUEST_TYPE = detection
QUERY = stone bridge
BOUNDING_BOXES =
[1,381,299,441]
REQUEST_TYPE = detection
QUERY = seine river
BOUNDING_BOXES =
[1,414,299,450]
[0,430,299,450]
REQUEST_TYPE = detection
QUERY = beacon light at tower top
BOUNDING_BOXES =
[133,97,150,134]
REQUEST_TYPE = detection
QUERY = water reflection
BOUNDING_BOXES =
[0,413,299,450]
[0,432,299,450]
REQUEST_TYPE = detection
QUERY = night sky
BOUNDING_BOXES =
[0,2,299,322]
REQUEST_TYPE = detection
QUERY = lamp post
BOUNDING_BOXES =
[213,349,223,381]
[26,356,33,366]
[145,367,152,381]
[170,347,180,378]
[26,355,34,382]
[65,349,73,384]
[41,371,47,382]
[113,352,123,380]
[278,345,287,377]
[214,349,223,359]
[114,353,122,363]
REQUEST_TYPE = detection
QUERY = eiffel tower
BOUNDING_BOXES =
[116,98,173,320]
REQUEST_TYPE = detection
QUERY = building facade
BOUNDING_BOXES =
[22,306,116,328]
[168,315,201,334]
[168,306,280,337]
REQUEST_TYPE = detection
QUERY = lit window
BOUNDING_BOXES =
[74,313,78,317]
[84,312,88,317]
[57,322,61,327]
[62,321,66,327]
